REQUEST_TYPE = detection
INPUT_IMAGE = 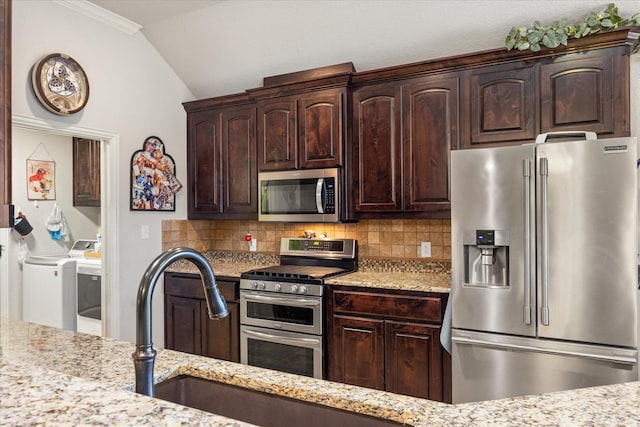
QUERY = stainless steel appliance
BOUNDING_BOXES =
[69,240,103,336]
[450,132,639,403]
[240,237,357,378]
[258,168,339,222]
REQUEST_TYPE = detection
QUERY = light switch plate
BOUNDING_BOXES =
[420,241,431,257]
[249,238,257,252]
[141,224,149,240]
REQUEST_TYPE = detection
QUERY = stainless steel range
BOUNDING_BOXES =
[240,237,357,379]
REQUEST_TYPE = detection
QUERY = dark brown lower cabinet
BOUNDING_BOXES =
[164,272,239,362]
[327,287,450,402]
[331,315,385,391]
[384,320,442,399]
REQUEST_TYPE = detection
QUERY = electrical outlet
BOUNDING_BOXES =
[249,238,257,252]
[420,241,431,258]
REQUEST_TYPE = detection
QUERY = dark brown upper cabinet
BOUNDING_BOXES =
[465,62,537,147]
[183,94,257,219]
[540,47,628,136]
[351,82,402,213]
[249,63,353,172]
[73,137,100,207]
[351,74,458,218]
[256,97,297,171]
[298,88,345,169]
[460,37,633,149]
[402,75,458,213]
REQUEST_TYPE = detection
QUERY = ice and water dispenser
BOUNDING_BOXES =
[463,230,509,287]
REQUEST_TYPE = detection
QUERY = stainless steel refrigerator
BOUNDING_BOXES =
[450,132,639,403]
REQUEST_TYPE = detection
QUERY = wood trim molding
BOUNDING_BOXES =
[0,0,12,228]
[53,0,141,35]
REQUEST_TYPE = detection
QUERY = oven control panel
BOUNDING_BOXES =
[240,279,323,296]
[280,238,356,259]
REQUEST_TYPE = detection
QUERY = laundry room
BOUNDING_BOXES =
[8,126,102,333]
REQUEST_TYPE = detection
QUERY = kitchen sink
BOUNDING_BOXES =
[154,375,403,427]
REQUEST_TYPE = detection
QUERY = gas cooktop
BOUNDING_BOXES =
[241,237,357,285]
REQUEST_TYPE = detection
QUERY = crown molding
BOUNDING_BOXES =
[53,0,142,35]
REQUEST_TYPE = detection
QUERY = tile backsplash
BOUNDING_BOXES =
[162,219,451,261]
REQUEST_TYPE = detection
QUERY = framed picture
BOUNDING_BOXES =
[130,136,182,211]
[27,159,56,200]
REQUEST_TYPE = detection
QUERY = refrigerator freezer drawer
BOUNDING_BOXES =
[452,330,637,404]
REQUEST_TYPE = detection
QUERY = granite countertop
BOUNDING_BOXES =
[2,319,640,426]
[168,257,451,294]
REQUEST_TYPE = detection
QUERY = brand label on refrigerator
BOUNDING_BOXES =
[603,144,628,153]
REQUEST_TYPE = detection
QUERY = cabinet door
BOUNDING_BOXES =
[328,315,385,390]
[202,300,240,362]
[165,295,203,355]
[402,75,458,212]
[298,89,344,169]
[540,48,627,136]
[466,63,536,146]
[187,110,221,217]
[73,137,100,207]
[257,98,297,171]
[221,105,257,218]
[351,83,402,213]
[385,320,443,401]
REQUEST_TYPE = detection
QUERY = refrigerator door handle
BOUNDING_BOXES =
[535,131,598,144]
[451,336,637,365]
[540,157,550,326]
[523,159,532,325]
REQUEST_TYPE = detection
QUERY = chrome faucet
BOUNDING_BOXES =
[132,247,229,397]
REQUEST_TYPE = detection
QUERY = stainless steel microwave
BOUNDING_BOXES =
[258,168,339,222]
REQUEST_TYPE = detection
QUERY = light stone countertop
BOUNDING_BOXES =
[168,259,451,294]
[2,319,640,426]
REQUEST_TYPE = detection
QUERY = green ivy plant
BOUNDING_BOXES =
[505,3,640,52]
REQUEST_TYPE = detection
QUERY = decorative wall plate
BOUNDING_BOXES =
[31,53,89,115]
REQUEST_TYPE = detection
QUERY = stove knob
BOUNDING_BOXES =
[299,285,308,294]
[274,283,282,291]
[290,285,298,293]
[259,282,266,290]
[251,281,258,289]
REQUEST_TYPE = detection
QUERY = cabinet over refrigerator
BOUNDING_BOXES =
[450,132,639,403]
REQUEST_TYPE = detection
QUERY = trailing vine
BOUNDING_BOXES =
[505,3,640,52]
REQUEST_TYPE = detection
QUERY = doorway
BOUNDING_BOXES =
[5,114,119,338]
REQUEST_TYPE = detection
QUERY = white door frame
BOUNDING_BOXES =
[8,114,120,338]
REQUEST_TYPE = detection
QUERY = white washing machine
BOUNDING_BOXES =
[23,255,77,331]
[70,240,103,336]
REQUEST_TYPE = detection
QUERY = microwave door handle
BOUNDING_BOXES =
[316,178,324,213]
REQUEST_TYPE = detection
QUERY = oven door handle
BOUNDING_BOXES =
[242,293,321,307]
[243,328,321,345]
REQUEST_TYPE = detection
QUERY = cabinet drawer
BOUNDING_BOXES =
[165,273,238,302]
[332,290,443,323]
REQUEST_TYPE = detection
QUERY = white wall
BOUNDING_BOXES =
[12,0,194,345]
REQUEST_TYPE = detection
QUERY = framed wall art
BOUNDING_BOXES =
[27,159,56,200]
[130,136,182,211]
